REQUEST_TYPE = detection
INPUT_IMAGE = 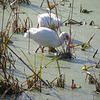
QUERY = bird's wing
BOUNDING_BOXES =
[31,27,60,47]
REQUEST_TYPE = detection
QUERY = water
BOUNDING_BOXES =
[0,0,100,99]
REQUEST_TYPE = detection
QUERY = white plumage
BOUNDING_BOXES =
[24,27,74,53]
[37,13,62,28]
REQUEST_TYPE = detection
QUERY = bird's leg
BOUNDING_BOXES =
[35,47,45,53]
[66,36,75,53]
[40,47,44,53]
[35,47,40,53]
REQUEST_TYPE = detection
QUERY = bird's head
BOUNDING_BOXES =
[55,19,63,27]
[59,20,63,26]
[61,32,75,52]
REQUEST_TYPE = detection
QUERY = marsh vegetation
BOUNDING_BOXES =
[0,0,100,99]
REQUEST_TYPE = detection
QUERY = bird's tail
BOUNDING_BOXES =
[24,30,30,38]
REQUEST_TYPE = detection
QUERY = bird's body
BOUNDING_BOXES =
[24,27,73,53]
[37,13,62,28]
[25,27,64,47]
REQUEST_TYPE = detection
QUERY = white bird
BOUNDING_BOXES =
[24,27,74,53]
[37,13,62,28]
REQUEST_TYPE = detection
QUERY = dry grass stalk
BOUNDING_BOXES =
[0,52,22,99]
[81,34,95,51]
[49,74,65,88]
[86,72,100,93]
[0,1,32,98]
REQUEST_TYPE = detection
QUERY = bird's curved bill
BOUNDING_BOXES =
[66,36,75,53]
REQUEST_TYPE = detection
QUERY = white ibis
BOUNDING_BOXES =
[24,27,74,53]
[37,13,62,28]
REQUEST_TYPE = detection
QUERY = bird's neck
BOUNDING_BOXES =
[59,34,65,45]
